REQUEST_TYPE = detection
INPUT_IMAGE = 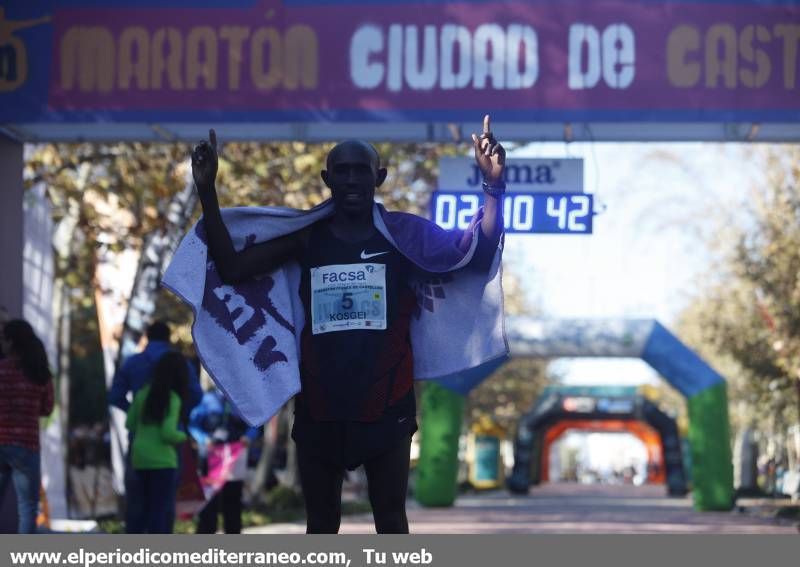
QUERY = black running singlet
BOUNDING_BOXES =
[294,220,417,424]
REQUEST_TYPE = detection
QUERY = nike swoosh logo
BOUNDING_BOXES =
[361,250,389,260]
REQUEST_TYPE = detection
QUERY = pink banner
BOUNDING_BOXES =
[201,442,247,499]
[46,0,800,119]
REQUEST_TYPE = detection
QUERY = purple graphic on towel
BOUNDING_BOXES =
[196,223,294,372]
[412,274,453,319]
[377,206,482,321]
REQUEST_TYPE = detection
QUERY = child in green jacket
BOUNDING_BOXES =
[125,351,189,533]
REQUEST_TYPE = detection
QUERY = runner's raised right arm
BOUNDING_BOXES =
[192,129,307,284]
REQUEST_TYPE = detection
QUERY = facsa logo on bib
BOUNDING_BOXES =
[321,270,367,283]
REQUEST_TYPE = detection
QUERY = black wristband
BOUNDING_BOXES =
[482,180,506,197]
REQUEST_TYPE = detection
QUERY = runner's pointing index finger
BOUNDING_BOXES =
[483,114,491,137]
[209,128,217,150]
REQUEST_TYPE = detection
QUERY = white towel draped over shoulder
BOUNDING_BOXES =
[162,200,507,426]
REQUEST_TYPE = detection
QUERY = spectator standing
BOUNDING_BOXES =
[190,388,259,534]
[0,320,54,533]
[125,351,189,533]
[109,320,202,531]
[108,321,202,412]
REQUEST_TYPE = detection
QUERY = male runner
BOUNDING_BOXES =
[190,116,506,533]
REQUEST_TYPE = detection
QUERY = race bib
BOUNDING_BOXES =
[311,263,387,334]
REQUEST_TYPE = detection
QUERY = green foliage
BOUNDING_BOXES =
[465,358,549,435]
[97,517,196,534]
[69,350,107,426]
[26,143,192,433]
[677,147,800,435]
[262,484,305,513]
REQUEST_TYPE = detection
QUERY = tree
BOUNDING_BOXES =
[26,143,192,426]
[676,147,800,439]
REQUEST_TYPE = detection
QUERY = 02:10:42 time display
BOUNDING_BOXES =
[432,192,593,234]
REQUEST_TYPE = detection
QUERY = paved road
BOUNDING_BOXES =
[245,483,799,534]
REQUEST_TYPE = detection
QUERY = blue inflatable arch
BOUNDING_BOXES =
[431,318,734,511]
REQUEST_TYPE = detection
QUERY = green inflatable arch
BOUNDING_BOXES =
[415,318,734,512]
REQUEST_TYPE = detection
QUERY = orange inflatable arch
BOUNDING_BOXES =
[540,419,665,484]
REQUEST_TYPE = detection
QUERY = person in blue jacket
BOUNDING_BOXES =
[189,388,259,534]
[108,320,203,532]
[109,321,202,412]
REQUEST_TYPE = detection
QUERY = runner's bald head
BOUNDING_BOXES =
[327,140,381,172]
